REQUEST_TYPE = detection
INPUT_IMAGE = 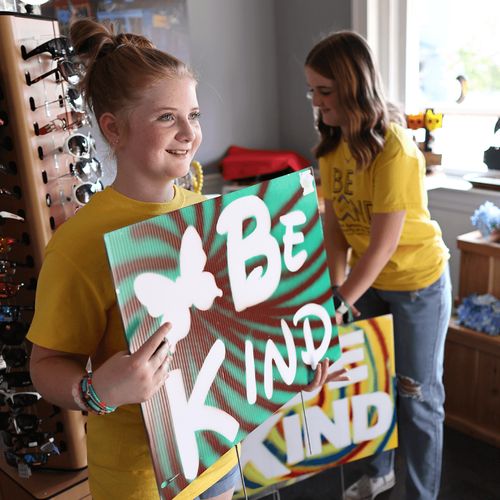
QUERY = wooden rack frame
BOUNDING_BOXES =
[0,11,89,498]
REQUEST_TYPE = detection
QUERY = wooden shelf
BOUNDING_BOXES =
[0,456,89,500]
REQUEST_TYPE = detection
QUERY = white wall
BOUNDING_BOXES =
[186,0,279,174]
[274,0,351,162]
[186,0,351,192]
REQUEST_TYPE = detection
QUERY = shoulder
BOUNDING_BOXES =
[178,187,205,207]
[384,123,422,159]
[45,190,115,259]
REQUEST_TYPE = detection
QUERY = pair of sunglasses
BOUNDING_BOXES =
[0,390,40,410]
[1,430,55,450]
[36,112,91,136]
[46,158,103,204]
[0,260,21,279]
[22,36,74,61]
[0,211,24,222]
[0,430,55,451]
[5,448,51,467]
[0,187,22,200]
[0,347,28,369]
[26,60,83,87]
[42,132,96,161]
[0,162,17,176]
[0,371,32,390]
[0,305,33,323]
[74,180,104,206]
[0,233,29,253]
[1,413,39,435]
[30,87,84,113]
[0,282,24,300]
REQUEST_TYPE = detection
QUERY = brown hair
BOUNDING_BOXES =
[305,31,394,169]
[70,18,194,138]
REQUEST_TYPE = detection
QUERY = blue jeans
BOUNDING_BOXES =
[195,464,239,499]
[354,267,451,500]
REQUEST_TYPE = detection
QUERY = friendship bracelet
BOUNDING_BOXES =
[80,372,117,415]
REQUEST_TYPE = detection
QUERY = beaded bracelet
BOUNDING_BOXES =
[80,372,117,415]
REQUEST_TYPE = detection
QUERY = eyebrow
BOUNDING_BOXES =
[153,106,200,112]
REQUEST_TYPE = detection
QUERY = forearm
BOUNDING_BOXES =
[339,245,393,305]
[323,203,350,286]
[328,238,349,286]
[30,347,88,411]
[340,211,405,306]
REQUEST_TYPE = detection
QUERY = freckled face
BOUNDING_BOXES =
[305,66,347,129]
[118,76,202,184]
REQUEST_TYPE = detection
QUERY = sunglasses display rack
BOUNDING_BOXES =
[0,11,90,499]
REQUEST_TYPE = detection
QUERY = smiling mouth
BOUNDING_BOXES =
[166,149,190,156]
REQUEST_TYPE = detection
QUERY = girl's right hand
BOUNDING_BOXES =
[92,323,174,408]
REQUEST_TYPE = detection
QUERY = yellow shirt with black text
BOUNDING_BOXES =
[319,122,449,291]
[27,186,237,500]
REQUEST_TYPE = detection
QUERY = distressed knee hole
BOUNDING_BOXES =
[397,375,424,401]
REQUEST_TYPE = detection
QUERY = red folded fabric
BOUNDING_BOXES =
[221,145,310,181]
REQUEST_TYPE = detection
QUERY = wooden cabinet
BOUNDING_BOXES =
[456,230,500,302]
[444,320,500,446]
[443,231,500,446]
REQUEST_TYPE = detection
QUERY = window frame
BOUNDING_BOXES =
[352,0,499,174]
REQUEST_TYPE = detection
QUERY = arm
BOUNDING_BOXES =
[339,210,406,306]
[323,201,350,286]
[30,323,174,410]
[30,346,89,410]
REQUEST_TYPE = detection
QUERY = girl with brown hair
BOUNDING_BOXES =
[305,31,451,500]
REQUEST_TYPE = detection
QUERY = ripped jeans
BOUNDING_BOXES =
[354,266,452,500]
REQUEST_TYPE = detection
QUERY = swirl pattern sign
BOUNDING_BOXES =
[104,169,342,498]
[236,315,398,497]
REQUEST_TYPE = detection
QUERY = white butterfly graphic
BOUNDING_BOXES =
[134,226,223,346]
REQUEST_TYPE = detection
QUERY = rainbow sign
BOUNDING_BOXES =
[104,169,342,498]
[237,315,397,497]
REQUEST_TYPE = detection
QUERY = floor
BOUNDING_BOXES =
[255,426,500,500]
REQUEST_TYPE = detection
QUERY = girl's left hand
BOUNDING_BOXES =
[303,358,349,392]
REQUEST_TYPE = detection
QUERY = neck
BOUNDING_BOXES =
[112,173,175,203]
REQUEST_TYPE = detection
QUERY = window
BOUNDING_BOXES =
[352,0,500,174]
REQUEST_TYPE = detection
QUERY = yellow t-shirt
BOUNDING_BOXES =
[27,185,237,500]
[319,123,449,291]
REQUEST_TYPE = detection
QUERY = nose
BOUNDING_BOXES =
[311,91,322,107]
[175,118,196,143]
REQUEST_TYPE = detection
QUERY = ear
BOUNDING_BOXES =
[99,112,121,147]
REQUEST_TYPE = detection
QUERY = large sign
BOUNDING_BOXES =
[104,169,342,498]
[237,315,397,497]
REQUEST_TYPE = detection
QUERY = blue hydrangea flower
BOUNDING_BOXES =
[471,201,500,238]
[457,293,500,335]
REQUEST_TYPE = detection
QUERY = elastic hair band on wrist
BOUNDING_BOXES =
[332,288,354,324]
[72,378,90,413]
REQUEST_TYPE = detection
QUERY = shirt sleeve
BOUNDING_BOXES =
[27,247,107,355]
[372,139,424,213]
